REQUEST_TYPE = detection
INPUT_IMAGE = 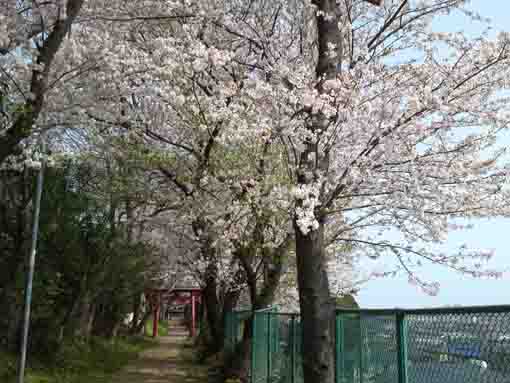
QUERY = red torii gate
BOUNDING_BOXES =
[145,287,202,338]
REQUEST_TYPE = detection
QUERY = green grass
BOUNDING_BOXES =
[0,350,17,381]
[144,318,170,337]
[0,336,154,383]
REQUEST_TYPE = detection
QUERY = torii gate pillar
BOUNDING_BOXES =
[191,292,196,337]
[153,299,160,338]
[189,289,203,337]
[145,289,162,338]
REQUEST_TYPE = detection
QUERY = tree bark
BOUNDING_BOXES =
[228,243,289,381]
[294,1,343,383]
[219,290,240,344]
[295,220,335,383]
[105,307,122,339]
[203,262,220,347]
[225,320,253,383]
[130,293,142,334]
[200,243,243,354]
[86,302,97,338]
[134,309,152,334]
[200,278,241,357]
[73,290,95,338]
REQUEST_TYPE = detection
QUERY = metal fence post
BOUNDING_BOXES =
[267,313,271,383]
[291,316,296,383]
[359,313,364,383]
[335,313,344,383]
[226,312,230,354]
[396,311,408,383]
[251,311,257,383]
[234,312,239,342]
[233,312,237,349]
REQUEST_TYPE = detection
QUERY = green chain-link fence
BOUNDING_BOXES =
[224,309,252,356]
[226,305,510,383]
[251,311,304,383]
[337,306,510,383]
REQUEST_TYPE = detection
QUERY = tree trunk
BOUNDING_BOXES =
[86,302,97,337]
[108,319,121,339]
[135,309,152,334]
[229,244,288,381]
[130,293,141,334]
[295,220,335,383]
[293,1,343,382]
[74,290,94,338]
[66,288,95,339]
[224,316,253,383]
[203,263,220,347]
[0,0,86,165]
[130,293,147,335]
[219,290,240,345]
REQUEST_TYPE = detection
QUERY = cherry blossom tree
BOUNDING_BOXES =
[281,1,510,382]
[0,0,86,164]
[94,1,509,381]
[6,1,510,382]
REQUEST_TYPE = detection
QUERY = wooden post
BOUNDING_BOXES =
[191,292,196,337]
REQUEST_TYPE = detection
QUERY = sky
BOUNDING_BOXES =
[358,0,510,309]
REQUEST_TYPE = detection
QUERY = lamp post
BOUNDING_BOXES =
[17,143,46,383]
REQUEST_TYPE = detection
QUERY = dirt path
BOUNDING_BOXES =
[111,325,209,383]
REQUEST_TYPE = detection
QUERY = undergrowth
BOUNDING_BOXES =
[0,336,153,383]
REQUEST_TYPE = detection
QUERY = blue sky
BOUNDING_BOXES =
[358,0,510,308]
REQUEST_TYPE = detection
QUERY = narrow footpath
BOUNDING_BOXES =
[111,322,210,383]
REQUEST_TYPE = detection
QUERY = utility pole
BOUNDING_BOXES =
[17,142,46,383]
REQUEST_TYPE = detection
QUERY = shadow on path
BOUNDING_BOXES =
[111,326,209,383]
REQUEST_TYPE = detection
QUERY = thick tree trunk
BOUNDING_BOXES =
[219,290,240,344]
[225,320,253,383]
[203,263,220,345]
[295,220,335,383]
[202,261,244,354]
[293,2,343,383]
[225,277,280,382]
[198,283,241,363]
[74,290,95,338]
[65,285,95,339]
[228,244,288,381]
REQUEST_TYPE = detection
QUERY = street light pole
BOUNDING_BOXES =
[17,143,46,383]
